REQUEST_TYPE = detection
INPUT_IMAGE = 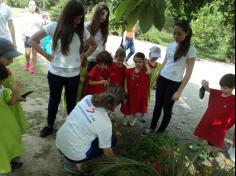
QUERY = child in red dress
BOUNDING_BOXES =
[85,51,113,95]
[121,52,151,126]
[194,74,235,151]
[109,48,127,88]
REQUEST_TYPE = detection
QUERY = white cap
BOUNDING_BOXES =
[149,46,161,59]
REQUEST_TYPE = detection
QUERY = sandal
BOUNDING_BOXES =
[122,118,128,126]
[129,118,137,127]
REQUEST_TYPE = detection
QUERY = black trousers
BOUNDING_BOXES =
[150,75,181,132]
[47,72,80,127]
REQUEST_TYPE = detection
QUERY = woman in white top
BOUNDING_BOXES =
[86,3,110,71]
[56,86,125,174]
[29,0,96,138]
[22,0,43,74]
[144,21,196,134]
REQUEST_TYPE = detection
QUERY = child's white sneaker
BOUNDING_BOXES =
[228,146,235,163]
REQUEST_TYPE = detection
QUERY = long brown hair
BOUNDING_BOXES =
[52,0,85,56]
[174,21,193,62]
[88,3,109,46]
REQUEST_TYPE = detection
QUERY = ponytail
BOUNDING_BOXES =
[174,21,192,62]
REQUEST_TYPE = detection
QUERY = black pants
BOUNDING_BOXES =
[47,72,80,127]
[150,76,181,132]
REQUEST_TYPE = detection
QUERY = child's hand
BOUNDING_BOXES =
[18,96,26,102]
[201,80,209,88]
[103,80,109,87]
[144,58,149,64]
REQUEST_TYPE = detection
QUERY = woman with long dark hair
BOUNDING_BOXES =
[143,21,196,134]
[29,0,96,137]
[86,3,110,71]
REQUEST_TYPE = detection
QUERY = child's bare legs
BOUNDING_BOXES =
[129,114,137,126]
[24,48,31,71]
[228,128,235,162]
[197,138,204,145]
[122,115,128,126]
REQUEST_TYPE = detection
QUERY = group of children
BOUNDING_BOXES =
[77,46,162,127]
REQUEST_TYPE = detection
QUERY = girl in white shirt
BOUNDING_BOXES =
[86,3,110,71]
[22,0,43,74]
[56,86,125,174]
[144,21,196,134]
[29,0,96,138]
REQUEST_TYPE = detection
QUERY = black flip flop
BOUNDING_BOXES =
[199,86,206,99]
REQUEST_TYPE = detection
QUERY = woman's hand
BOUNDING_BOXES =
[46,54,54,62]
[172,91,182,101]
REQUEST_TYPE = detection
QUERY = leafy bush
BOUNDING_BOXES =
[191,1,233,61]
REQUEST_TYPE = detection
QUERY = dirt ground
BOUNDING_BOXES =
[7,13,235,176]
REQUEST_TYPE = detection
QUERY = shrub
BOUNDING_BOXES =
[191,1,233,61]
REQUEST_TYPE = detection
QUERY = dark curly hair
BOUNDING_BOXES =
[95,50,113,65]
[219,73,235,88]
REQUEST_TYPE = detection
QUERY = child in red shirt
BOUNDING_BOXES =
[85,51,113,95]
[194,74,235,151]
[109,48,127,88]
[121,52,151,126]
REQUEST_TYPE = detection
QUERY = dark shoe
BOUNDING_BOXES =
[141,128,155,136]
[11,161,23,171]
[40,126,54,138]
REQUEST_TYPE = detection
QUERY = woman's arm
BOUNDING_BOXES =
[82,36,97,59]
[29,30,53,61]
[172,57,196,101]
[8,20,16,46]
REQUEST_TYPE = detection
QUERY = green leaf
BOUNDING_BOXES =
[125,3,142,31]
[115,0,128,20]
[153,1,166,31]
[139,3,154,33]
[170,0,182,10]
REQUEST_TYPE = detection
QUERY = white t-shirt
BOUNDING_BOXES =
[85,22,105,62]
[44,22,90,77]
[23,12,43,37]
[161,42,196,82]
[0,3,12,41]
[55,95,112,161]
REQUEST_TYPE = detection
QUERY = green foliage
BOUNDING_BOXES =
[5,0,55,9]
[191,1,233,61]
[49,0,69,20]
[115,0,167,33]
[91,157,160,176]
